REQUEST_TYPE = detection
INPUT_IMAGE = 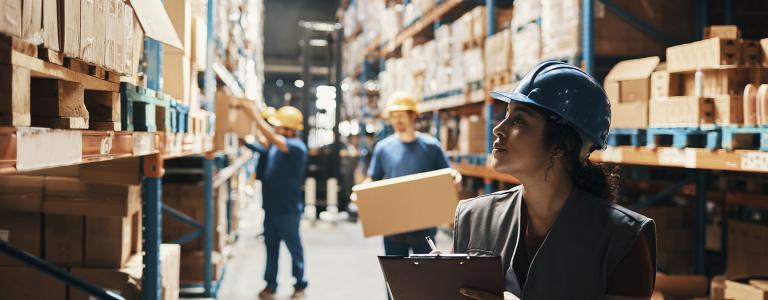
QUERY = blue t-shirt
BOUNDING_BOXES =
[246,138,308,215]
[368,133,451,180]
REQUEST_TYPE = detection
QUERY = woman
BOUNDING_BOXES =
[452,61,656,300]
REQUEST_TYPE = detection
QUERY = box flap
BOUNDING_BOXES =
[352,168,453,191]
[605,56,660,82]
[127,0,183,50]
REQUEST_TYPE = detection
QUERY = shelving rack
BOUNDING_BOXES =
[342,0,752,276]
[0,0,261,299]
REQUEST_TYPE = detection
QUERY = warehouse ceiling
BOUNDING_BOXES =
[264,0,338,72]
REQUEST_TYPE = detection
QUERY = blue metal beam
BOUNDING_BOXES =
[433,112,441,142]
[203,156,215,297]
[144,39,162,91]
[582,0,595,75]
[163,204,204,230]
[724,0,734,25]
[600,0,678,46]
[141,175,163,300]
[0,240,125,300]
[485,0,495,194]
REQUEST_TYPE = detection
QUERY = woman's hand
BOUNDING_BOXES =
[459,288,503,300]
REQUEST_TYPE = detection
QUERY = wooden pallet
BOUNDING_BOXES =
[720,126,768,151]
[120,82,175,132]
[608,128,648,147]
[646,127,721,149]
[0,36,120,129]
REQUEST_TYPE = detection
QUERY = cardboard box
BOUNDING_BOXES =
[44,214,84,267]
[44,177,141,217]
[0,212,42,266]
[470,6,486,42]
[727,219,768,277]
[163,0,191,55]
[604,57,659,128]
[655,273,709,299]
[42,0,59,51]
[725,278,768,300]
[190,16,207,70]
[713,94,744,125]
[104,0,118,71]
[84,211,139,268]
[79,157,142,185]
[704,25,740,39]
[180,250,223,284]
[79,0,95,63]
[742,40,762,66]
[161,244,181,300]
[762,38,768,67]
[484,28,512,76]
[650,68,682,100]
[21,0,43,44]
[163,184,228,252]
[0,0,22,37]
[458,114,485,154]
[0,266,67,299]
[512,22,541,79]
[0,175,44,212]
[649,96,715,128]
[667,38,741,72]
[69,255,143,300]
[92,0,105,66]
[162,52,192,104]
[353,169,459,237]
[60,0,80,57]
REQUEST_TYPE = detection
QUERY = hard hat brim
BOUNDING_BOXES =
[490,90,606,149]
[384,105,418,114]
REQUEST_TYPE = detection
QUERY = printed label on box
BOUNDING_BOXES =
[741,152,768,171]
[0,229,8,242]
[658,148,697,168]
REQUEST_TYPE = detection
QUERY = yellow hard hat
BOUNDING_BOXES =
[261,106,277,120]
[384,91,419,114]
[268,106,304,130]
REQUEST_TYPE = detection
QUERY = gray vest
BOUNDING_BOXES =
[453,186,656,299]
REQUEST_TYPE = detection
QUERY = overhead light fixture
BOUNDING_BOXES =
[294,79,304,88]
[309,39,328,47]
[298,21,336,32]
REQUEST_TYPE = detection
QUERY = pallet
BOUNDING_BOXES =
[120,82,174,132]
[720,126,768,151]
[465,80,485,103]
[608,128,647,147]
[0,35,120,129]
[646,127,721,149]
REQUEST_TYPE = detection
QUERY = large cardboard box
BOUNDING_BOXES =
[163,0,191,56]
[604,57,660,128]
[180,250,223,284]
[69,254,143,300]
[0,266,67,299]
[667,38,742,72]
[649,96,715,128]
[512,22,541,79]
[190,16,207,70]
[44,177,141,217]
[44,214,85,267]
[704,25,740,39]
[84,211,140,268]
[162,52,192,104]
[79,157,142,185]
[0,212,42,266]
[0,175,44,212]
[727,219,768,278]
[163,184,228,252]
[353,169,459,237]
[483,28,512,76]
[724,278,768,300]
[458,114,485,154]
[161,244,181,300]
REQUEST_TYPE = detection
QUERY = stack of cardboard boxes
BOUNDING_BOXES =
[636,205,695,274]
[0,161,180,299]
[163,183,229,284]
[511,0,541,80]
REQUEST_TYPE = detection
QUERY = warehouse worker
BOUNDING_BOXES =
[437,61,656,300]
[363,91,460,256]
[242,105,309,299]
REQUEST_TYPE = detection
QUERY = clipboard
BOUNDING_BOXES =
[378,255,505,300]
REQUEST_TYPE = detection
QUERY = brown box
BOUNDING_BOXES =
[0,212,42,266]
[678,68,767,98]
[470,6,486,42]
[353,169,459,237]
[161,244,181,300]
[180,250,222,284]
[727,219,768,277]
[0,175,44,212]
[162,52,192,103]
[604,57,660,128]
[762,38,768,67]
[742,39,762,66]
[44,177,141,217]
[60,0,80,57]
[44,214,84,267]
[484,28,512,76]
[21,0,43,44]
[0,0,22,37]
[458,114,485,154]
[704,25,740,39]
[651,69,682,99]
[163,184,228,252]
[713,94,744,125]
[42,0,59,51]
[649,96,715,128]
[190,16,206,70]
[79,157,142,185]
[163,0,191,55]
[84,212,137,268]
[667,38,741,72]
[69,255,143,300]
[0,266,67,299]
[655,274,709,299]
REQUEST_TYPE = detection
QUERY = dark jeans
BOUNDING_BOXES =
[383,228,437,299]
[263,213,308,291]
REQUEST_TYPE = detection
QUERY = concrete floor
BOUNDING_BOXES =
[216,185,451,300]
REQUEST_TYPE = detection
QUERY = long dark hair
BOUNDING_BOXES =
[534,106,620,202]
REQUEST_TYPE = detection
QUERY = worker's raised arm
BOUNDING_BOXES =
[243,105,289,153]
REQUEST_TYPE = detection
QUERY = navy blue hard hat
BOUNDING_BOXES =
[491,61,611,150]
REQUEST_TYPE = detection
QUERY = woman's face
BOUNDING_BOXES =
[491,102,556,177]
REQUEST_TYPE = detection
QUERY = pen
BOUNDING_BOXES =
[426,236,437,252]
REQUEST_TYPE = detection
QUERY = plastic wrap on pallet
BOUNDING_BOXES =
[450,14,470,49]
[541,0,579,60]
[512,22,541,80]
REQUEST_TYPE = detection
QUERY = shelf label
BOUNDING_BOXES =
[658,148,697,168]
[16,128,82,171]
[740,152,768,172]
[133,132,155,156]
[99,135,113,155]
[600,147,623,163]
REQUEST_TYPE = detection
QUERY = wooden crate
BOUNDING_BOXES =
[649,96,715,128]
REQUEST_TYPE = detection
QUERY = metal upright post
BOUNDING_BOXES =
[358,61,368,170]
[142,155,164,300]
[203,152,215,296]
[145,40,163,90]
[582,0,594,75]
[204,0,216,112]
[301,25,312,143]
[433,112,441,142]
[724,0,734,25]
[697,0,709,39]
[484,0,495,194]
